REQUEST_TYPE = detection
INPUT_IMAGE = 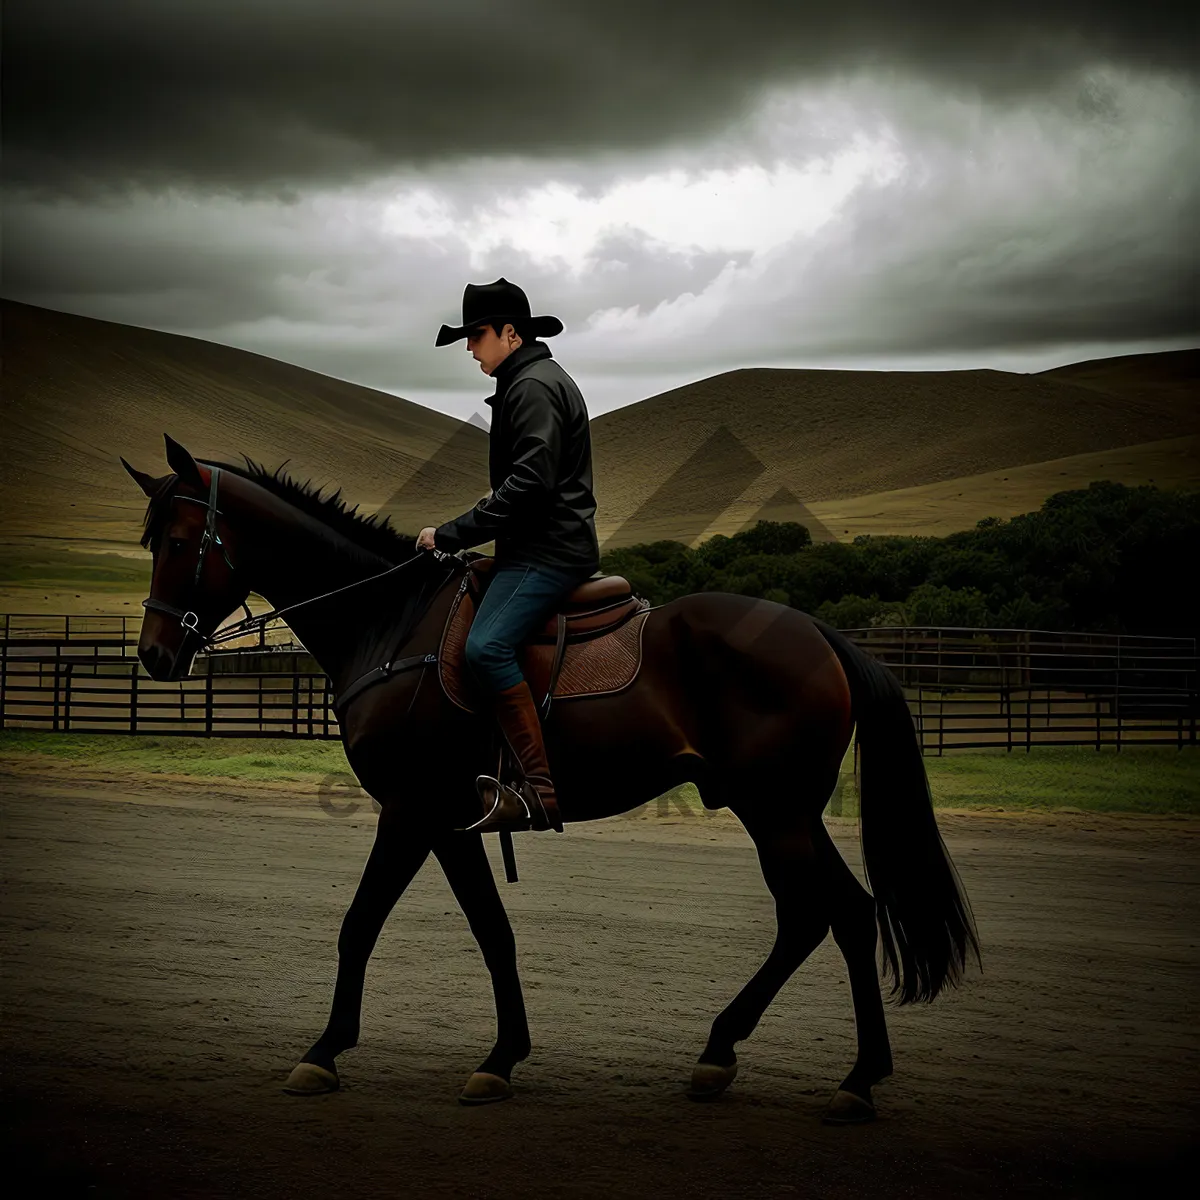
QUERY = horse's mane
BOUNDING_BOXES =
[139,454,417,566]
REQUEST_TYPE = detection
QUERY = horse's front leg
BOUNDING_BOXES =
[284,809,431,1095]
[433,830,532,1105]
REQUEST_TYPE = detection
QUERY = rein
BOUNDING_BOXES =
[206,547,456,650]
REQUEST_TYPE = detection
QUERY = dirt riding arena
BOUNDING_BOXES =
[2,762,1197,1198]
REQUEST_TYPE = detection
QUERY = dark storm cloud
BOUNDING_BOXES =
[561,74,1200,372]
[750,181,1200,360]
[4,62,1195,410]
[4,0,1197,192]
[1,184,742,397]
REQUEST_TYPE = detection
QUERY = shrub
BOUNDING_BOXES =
[598,484,1199,636]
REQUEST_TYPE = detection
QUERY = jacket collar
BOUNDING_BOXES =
[485,340,553,406]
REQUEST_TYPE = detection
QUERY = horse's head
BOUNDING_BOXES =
[122,434,252,681]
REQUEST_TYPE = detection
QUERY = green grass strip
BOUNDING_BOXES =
[1,732,1196,815]
[0,730,350,783]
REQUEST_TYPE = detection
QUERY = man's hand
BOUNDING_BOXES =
[416,526,438,552]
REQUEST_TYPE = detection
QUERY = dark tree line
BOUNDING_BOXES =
[599,482,1199,638]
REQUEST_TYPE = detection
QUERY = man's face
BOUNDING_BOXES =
[466,323,521,375]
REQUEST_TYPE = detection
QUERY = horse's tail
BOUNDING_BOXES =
[812,618,980,1003]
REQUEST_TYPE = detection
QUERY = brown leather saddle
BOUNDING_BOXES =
[439,555,652,719]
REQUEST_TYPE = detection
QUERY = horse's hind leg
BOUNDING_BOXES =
[812,819,893,1124]
[691,809,830,1101]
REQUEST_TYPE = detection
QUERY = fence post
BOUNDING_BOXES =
[52,660,61,731]
[1189,637,1197,747]
[0,641,7,731]
[292,673,300,736]
[205,672,214,736]
[1115,634,1122,754]
[1191,639,1197,747]
[130,661,139,733]
[64,661,73,731]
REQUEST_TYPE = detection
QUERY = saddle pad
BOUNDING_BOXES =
[438,574,651,714]
[552,607,650,699]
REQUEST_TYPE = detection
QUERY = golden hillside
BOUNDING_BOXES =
[2,301,1195,617]
[588,358,1199,548]
[0,300,489,556]
[802,435,1198,542]
[1039,348,1198,411]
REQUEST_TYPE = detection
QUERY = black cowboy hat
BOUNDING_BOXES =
[435,277,564,347]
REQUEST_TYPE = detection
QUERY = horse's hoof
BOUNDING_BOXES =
[282,1062,340,1096]
[459,1072,514,1105]
[687,1061,738,1101]
[823,1088,876,1124]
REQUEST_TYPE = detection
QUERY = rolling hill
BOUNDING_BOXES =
[1039,348,1198,411]
[0,299,489,557]
[800,435,1198,542]
[588,357,1199,548]
[2,300,1196,613]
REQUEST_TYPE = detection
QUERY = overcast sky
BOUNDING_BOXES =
[4,1,1197,423]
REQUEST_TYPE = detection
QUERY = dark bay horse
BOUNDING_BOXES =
[124,434,979,1123]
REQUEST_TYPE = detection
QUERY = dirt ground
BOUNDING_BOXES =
[2,761,1197,1199]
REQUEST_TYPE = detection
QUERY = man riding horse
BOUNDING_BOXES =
[416,278,601,837]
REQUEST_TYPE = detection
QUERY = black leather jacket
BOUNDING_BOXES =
[434,341,601,574]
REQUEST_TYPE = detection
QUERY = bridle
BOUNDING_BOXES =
[141,465,458,654]
[141,465,243,649]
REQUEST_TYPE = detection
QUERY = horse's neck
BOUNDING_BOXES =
[244,514,400,676]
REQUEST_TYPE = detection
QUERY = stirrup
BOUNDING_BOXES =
[461,774,534,833]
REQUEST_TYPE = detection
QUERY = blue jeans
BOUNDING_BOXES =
[464,562,592,693]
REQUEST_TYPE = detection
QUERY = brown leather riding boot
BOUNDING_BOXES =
[468,679,564,834]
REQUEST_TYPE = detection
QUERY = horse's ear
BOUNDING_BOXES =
[120,456,162,498]
[163,434,204,487]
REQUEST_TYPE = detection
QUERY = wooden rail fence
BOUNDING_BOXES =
[2,619,1195,750]
[839,626,1197,752]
